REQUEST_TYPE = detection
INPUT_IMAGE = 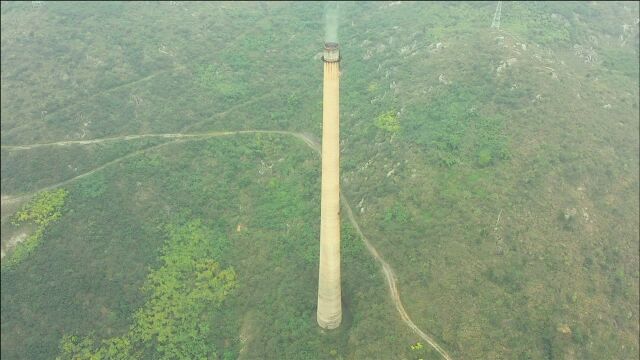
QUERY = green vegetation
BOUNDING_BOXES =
[194,63,248,101]
[77,173,107,199]
[477,148,493,167]
[1,2,638,359]
[1,135,415,359]
[12,189,68,226]
[375,111,400,133]
[57,219,237,359]
[402,84,509,168]
[1,138,169,195]
[3,189,68,269]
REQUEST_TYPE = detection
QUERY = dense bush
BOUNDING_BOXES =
[56,219,237,360]
[3,189,68,269]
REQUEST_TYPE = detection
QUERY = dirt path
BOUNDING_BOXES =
[0,130,453,359]
[1,132,226,151]
[180,93,275,132]
[303,133,454,360]
[2,68,177,140]
[340,192,453,360]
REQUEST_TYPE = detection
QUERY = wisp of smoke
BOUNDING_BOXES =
[325,3,339,43]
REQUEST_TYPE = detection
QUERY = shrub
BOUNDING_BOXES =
[477,148,493,167]
[56,219,237,360]
[4,189,68,269]
[375,111,401,133]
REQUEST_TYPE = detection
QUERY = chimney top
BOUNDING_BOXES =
[323,42,340,63]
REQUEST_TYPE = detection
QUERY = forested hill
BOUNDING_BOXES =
[1,2,638,359]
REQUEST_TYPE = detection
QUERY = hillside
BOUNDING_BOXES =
[1,2,638,359]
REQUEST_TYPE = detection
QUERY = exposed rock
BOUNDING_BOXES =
[427,42,445,53]
[557,324,572,335]
[532,94,543,103]
[574,44,598,63]
[497,58,518,75]
[361,39,372,47]
[1,233,28,260]
[258,160,273,175]
[380,1,402,9]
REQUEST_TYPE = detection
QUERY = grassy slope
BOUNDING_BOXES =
[1,1,638,359]
[338,2,639,359]
[1,135,417,359]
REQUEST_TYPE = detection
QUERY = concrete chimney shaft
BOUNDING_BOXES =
[317,42,342,330]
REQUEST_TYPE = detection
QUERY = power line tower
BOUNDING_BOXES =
[491,1,502,29]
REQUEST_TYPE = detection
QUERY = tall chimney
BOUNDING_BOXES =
[317,42,342,330]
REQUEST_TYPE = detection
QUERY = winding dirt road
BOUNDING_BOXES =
[0,130,453,360]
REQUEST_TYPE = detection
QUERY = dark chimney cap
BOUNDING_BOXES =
[324,42,339,50]
[323,42,340,62]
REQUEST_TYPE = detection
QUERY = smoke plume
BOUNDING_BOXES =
[325,3,339,43]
